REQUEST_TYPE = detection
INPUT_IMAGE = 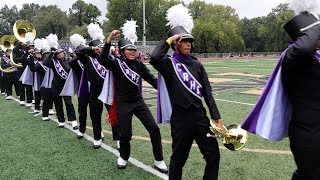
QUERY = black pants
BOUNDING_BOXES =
[4,73,18,96]
[19,82,33,103]
[78,96,89,134]
[52,89,76,123]
[89,85,120,140]
[289,109,320,180]
[0,75,5,93]
[34,90,41,110]
[169,105,220,180]
[41,87,53,117]
[116,98,163,161]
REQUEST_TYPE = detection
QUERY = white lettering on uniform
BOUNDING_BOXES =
[176,64,182,72]
[190,80,196,90]
[183,73,189,81]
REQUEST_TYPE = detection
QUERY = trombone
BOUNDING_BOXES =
[207,121,248,151]
[10,19,36,68]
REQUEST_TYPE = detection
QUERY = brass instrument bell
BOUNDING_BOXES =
[207,121,248,151]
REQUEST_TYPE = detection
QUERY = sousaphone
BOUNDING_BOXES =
[11,19,36,68]
[0,35,15,73]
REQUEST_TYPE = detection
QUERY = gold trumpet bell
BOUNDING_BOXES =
[13,20,36,43]
[207,121,248,151]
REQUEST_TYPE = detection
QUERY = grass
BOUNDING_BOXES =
[1,57,297,180]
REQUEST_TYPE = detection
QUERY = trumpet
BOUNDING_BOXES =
[207,121,248,151]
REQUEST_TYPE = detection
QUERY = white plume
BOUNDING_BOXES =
[46,33,59,48]
[69,34,86,47]
[41,38,50,50]
[34,38,42,50]
[25,32,33,43]
[290,0,320,16]
[120,20,138,44]
[87,23,105,41]
[166,3,194,33]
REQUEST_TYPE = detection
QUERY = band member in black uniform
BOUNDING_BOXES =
[282,11,320,180]
[0,50,5,95]
[74,36,120,148]
[43,48,77,129]
[1,49,17,100]
[101,27,168,172]
[150,5,224,178]
[12,42,33,106]
[68,34,90,140]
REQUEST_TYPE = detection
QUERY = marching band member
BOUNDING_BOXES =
[73,24,120,148]
[68,34,90,139]
[150,4,224,179]
[43,34,77,129]
[12,41,33,106]
[101,20,167,172]
[0,50,5,95]
[1,49,19,100]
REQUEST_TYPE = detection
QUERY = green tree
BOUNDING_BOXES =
[18,3,41,22]
[69,0,101,26]
[103,0,181,41]
[32,5,70,39]
[258,3,294,51]
[191,4,245,53]
[0,5,20,35]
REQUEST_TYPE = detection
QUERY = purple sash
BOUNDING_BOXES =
[89,57,108,79]
[3,56,10,64]
[78,60,84,71]
[35,59,48,72]
[117,58,140,86]
[170,57,202,99]
[53,59,68,80]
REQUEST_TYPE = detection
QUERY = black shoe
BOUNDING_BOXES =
[73,126,78,130]
[93,144,101,149]
[117,164,127,169]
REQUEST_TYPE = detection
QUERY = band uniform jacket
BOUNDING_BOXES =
[150,40,221,120]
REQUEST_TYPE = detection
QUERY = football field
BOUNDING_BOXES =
[0,57,296,180]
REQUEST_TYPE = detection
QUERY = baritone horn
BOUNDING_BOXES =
[207,121,248,151]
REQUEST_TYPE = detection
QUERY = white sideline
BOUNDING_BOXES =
[10,97,169,180]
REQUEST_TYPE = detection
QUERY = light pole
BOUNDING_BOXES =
[143,0,146,46]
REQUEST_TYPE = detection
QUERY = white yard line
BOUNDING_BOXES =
[11,97,169,180]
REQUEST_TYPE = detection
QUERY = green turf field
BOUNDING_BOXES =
[0,57,296,180]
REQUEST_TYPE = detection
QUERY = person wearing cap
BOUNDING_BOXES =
[43,48,77,129]
[1,49,19,100]
[12,42,33,106]
[150,25,224,179]
[101,30,168,173]
[282,11,320,179]
[71,39,120,149]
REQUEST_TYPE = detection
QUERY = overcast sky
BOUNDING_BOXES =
[0,0,289,22]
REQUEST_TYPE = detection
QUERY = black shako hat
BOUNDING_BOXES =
[284,11,319,40]
[89,39,104,48]
[118,38,137,51]
[168,26,194,42]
